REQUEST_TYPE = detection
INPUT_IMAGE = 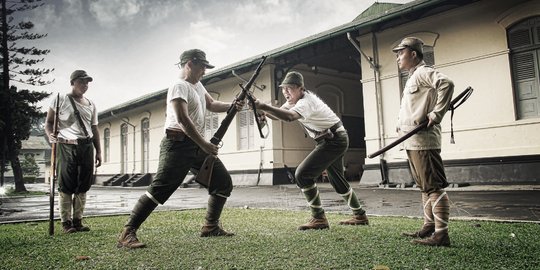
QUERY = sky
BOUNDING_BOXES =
[11,0,411,112]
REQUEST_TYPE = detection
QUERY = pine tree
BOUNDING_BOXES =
[1,0,52,191]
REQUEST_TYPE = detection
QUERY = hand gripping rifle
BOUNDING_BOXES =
[195,56,267,188]
[368,86,473,159]
[49,93,60,236]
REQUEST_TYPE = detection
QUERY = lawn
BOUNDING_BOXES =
[0,208,538,270]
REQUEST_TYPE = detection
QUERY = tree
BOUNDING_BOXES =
[21,153,40,177]
[1,0,52,192]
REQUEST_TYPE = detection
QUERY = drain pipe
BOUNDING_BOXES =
[347,32,389,184]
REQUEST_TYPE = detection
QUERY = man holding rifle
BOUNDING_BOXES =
[45,70,102,234]
[118,49,243,249]
[253,71,369,230]
[393,37,454,246]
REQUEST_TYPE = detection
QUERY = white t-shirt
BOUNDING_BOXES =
[49,94,98,140]
[282,91,341,138]
[164,80,207,136]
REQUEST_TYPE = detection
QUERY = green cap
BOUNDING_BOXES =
[392,37,424,54]
[70,70,93,82]
[177,49,215,69]
[279,71,304,87]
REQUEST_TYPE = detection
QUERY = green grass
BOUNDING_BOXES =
[2,186,47,197]
[0,209,539,270]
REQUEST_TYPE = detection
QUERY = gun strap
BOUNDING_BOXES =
[448,87,473,144]
[67,95,90,138]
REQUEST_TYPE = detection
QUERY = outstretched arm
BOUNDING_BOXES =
[253,100,301,122]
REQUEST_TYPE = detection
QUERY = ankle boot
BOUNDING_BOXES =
[117,226,146,248]
[338,213,369,225]
[298,214,329,230]
[401,224,435,238]
[412,231,451,247]
[200,223,235,237]
[62,220,76,234]
[72,218,90,232]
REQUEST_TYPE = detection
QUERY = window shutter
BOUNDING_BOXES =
[508,16,540,119]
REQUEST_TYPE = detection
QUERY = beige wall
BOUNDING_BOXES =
[97,63,365,183]
[358,0,540,166]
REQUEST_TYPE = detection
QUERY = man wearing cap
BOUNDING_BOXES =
[393,37,454,246]
[45,70,102,233]
[118,49,243,248]
[252,71,370,230]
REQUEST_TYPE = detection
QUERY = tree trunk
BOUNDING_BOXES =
[7,136,26,192]
[10,154,26,192]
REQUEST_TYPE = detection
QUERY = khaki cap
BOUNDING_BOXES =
[177,49,215,69]
[392,37,424,54]
[279,71,304,87]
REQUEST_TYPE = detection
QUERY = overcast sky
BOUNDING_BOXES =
[12,0,411,112]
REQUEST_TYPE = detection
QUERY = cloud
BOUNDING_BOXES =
[89,0,142,27]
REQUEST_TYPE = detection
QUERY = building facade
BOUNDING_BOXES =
[96,0,540,186]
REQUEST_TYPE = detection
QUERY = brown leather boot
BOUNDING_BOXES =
[117,226,146,249]
[72,218,90,232]
[338,214,369,225]
[298,214,329,230]
[62,220,76,234]
[412,231,450,247]
[401,224,435,238]
[200,223,235,237]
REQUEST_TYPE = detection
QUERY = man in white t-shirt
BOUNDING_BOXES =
[45,70,102,233]
[253,71,369,230]
[118,49,243,248]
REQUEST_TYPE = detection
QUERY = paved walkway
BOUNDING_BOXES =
[1,183,539,224]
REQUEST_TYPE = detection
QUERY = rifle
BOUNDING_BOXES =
[368,86,473,159]
[49,93,60,236]
[195,56,267,187]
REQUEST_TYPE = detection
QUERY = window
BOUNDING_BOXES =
[508,16,540,119]
[120,123,128,174]
[399,45,435,95]
[103,128,110,163]
[141,118,149,173]
[204,112,219,141]
[238,108,255,150]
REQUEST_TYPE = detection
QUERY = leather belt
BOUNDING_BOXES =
[166,129,186,141]
[58,137,93,145]
[329,121,343,133]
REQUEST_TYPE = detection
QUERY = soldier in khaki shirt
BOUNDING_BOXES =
[394,37,454,247]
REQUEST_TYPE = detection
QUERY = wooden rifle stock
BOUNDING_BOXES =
[368,86,473,159]
[49,93,60,236]
[195,56,267,187]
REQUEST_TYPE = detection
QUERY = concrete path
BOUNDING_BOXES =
[1,183,539,224]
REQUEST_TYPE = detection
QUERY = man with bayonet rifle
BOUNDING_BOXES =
[118,49,251,249]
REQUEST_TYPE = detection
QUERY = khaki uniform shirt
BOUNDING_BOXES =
[397,61,454,150]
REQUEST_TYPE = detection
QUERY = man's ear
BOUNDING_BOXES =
[411,50,417,58]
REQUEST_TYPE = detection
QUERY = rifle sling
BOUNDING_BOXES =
[67,95,91,139]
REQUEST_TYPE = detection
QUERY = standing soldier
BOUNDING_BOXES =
[45,70,102,233]
[393,37,454,246]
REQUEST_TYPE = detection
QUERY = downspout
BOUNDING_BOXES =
[347,32,389,185]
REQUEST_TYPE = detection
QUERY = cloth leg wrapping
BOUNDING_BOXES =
[301,184,324,218]
[59,192,73,222]
[72,193,86,220]
[125,194,158,229]
[205,195,227,225]
[422,192,434,226]
[338,188,365,215]
[429,190,449,232]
